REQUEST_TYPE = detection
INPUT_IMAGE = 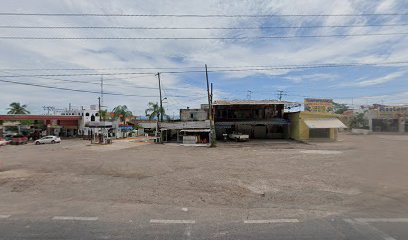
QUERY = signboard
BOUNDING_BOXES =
[377,105,408,118]
[304,98,334,113]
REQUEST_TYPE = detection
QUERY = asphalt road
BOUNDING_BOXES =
[1,218,408,239]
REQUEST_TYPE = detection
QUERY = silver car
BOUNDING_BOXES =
[34,136,61,145]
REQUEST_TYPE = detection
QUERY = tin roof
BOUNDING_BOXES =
[303,118,347,129]
[213,100,291,105]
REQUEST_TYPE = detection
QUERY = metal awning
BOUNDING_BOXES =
[180,129,211,133]
[85,121,113,128]
[303,118,347,129]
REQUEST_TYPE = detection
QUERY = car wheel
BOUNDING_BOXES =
[51,140,55,144]
[35,141,40,145]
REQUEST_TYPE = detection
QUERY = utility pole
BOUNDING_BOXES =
[98,97,101,121]
[247,90,252,100]
[100,76,104,107]
[277,90,286,101]
[156,72,163,122]
[205,64,216,147]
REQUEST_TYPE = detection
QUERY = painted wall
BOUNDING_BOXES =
[288,112,340,141]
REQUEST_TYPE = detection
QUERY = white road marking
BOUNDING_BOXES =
[244,219,299,224]
[0,215,11,219]
[344,219,397,240]
[181,208,188,212]
[150,219,195,224]
[356,218,408,223]
[52,216,98,221]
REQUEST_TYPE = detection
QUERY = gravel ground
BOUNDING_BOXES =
[0,133,407,217]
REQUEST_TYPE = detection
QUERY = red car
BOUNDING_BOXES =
[10,135,28,145]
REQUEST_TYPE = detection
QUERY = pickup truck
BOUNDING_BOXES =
[228,133,250,142]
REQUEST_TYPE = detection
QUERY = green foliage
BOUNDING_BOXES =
[98,109,110,121]
[333,102,349,114]
[349,113,368,129]
[145,102,169,121]
[7,102,30,114]
[112,105,132,123]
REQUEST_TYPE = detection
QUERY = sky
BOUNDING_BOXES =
[0,0,407,116]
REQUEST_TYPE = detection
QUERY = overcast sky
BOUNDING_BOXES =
[0,0,407,116]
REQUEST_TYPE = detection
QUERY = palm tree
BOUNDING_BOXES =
[7,102,30,114]
[145,102,168,121]
[98,109,109,121]
[112,105,132,123]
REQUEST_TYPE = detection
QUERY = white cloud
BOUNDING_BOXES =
[350,71,405,87]
[0,0,407,114]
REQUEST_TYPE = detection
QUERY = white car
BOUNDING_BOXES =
[34,136,61,145]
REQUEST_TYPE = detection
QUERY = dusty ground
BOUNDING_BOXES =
[0,133,407,218]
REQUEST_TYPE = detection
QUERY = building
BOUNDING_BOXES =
[213,100,291,139]
[286,111,347,141]
[366,104,408,133]
[0,105,117,138]
[0,114,81,137]
[180,104,209,121]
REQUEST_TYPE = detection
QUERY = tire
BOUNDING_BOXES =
[35,141,40,145]
[51,140,55,144]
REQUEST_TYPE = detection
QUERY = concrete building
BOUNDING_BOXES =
[213,100,291,139]
[366,104,408,133]
[286,111,347,141]
[179,104,209,121]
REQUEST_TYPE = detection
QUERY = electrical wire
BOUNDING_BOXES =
[1,32,407,40]
[1,23,407,29]
[0,78,200,98]
[2,61,407,72]
[0,12,407,17]
[1,61,407,78]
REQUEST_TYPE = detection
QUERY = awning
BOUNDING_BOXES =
[303,118,347,129]
[86,121,113,128]
[180,129,211,133]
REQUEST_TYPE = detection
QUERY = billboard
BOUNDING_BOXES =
[304,98,334,113]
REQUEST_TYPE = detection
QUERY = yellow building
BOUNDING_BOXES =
[287,112,347,141]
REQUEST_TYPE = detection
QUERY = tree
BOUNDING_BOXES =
[7,102,30,114]
[333,102,349,114]
[98,109,109,121]
[145,102,169,121]
[349,113,368,129]
[112,105,132,123]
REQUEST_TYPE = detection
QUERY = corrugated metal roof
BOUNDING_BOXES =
[213,100,290,105]
[303,118,347,129]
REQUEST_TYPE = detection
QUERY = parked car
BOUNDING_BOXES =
[34,136,61,145]
[10,135,29,145]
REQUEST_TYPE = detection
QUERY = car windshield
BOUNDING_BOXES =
[1,1,408,239]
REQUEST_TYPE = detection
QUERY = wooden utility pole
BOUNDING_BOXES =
[98,97,101,121]
[156,72,163,122]
[205,64,216,147]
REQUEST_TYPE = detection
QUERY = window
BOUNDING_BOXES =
[190,113,194,119]
[91,115,95,121]
[85,112,90,116]
[95,113,99,117]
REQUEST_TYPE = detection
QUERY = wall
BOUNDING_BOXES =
[288,112,340,141]
[180,109,208,121]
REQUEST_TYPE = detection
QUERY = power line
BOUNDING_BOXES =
[0,78,198,98]
[1,32,407,40]
[0,61,407,78]
[1,23,407,29]
[0,12,407,17]
[1,61,407,72]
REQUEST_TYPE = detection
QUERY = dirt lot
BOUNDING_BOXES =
[1,133,408,217]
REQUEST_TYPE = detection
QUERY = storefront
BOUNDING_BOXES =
[287,112,347,141]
